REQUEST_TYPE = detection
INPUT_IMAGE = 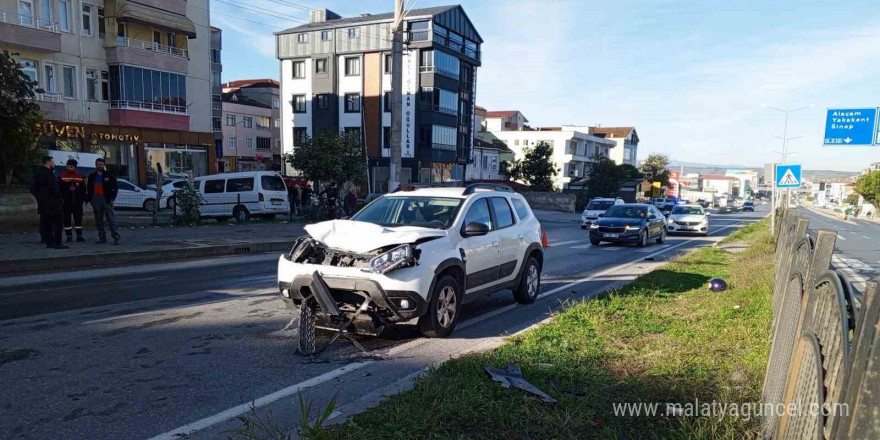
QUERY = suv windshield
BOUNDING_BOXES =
[744,201,754,206]
[604,205,647,219]
[672,206,705,215]
[587,200,614,210]
[351,196,463,229]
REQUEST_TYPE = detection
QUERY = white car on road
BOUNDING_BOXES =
[277,184,545,354]
[115,179,159,211]
[666,204,709,235]
[580,197,624,229]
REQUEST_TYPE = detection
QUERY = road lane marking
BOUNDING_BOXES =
[145,218,755,440]
[837,235,847,240]
[547,239,582,247]
[570,244,592,249]
[862,235,872,240]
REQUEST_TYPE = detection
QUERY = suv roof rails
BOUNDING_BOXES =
[392,183,445,193]
[462,183,515,195]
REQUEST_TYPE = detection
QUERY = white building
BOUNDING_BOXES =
[700,175,741,196]
[488,125,616,190]
[483,110,528,132]
[592,127,639,166]
[724,170,759,197]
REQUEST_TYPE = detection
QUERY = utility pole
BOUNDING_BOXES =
[388,0,404,192]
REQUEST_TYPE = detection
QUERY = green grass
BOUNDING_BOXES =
[331,219,775,440]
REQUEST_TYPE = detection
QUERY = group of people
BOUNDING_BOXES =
[31,156,122,249]
[286,181,359,219]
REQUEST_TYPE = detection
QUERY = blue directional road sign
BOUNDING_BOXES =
[776,164,802,188]
[823,108,878,146]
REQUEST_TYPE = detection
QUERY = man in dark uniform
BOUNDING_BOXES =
[86,158,121,245]
[343,186,358,217]
[321,181,340,219]
[34,156,68,249]
[59,159,87,242]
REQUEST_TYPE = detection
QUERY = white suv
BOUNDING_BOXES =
[580,197,624,229]
[277,184,545,354]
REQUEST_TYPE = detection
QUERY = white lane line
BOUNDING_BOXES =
[601,246,623,251]
[570,244,592,249]
[547,239,582,247]
[146,219,753,440]
[862,235,872,240]
[837,235,847,241]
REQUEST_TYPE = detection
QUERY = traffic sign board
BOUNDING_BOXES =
[776,164,802,188]
[823,108,878,146]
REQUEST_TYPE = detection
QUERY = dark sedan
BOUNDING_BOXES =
[589,203,667,246]
[742,201,755,212]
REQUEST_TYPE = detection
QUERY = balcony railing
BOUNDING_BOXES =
[433,30,481,61]
[110,100,187,115]
[420,103,457,117]
[35,91,63,102]
[116,36,189,58]
[1,12,60,32]
[430,142,457,151]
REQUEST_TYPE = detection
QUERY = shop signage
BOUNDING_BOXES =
[35,122,141,143]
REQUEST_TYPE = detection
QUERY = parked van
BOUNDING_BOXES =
[194,171,290,221]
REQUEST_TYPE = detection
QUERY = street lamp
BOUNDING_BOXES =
[762,104,815,232]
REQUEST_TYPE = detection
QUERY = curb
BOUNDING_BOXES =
[0,240,293,276]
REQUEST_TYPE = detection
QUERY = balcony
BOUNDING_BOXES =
[106,37,189,74]
[109,100,189,131]
[0,12,61,52]
[33,92,64,120]
[420,103,457,117]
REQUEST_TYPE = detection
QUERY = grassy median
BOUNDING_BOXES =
[331,219,774,440]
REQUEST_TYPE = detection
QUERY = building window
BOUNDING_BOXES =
[315,58,327,74]
[256,117,270,130]
[292,95,306,113]
[292,61,305,79]
[40,0,53,27]
[421,125,456,150]
[43,63,56,93]
[293,127,308,147]
[491,156,498,170]
[408,20,430,41]
[420,87,458,115]
[246,138,254,149]
[275,139,281,149]
[86,69,98,101]
[321,30,331,40]
[274,117,281,127]
[167,32,176,47]
[81,4,92,37]
[108,65,187,110]
[256,137,271,150]
[384,92,391,113]
[420,49,433,69]
[62,65,76,98]
[211,71,221,85]
[229,136,237,150]
[242,116,253,128]
[226,114,236,126]
[211,48,221,63]
[383,126,391,149]
[434,50,460,79]
[347,27,359,38]
[19,59,37,84]
[344,93,361,113]
[100,70,109,101]
[97,7,105,38]
[316,94,329,109]
[212,117,222,132]
[384,53,392,74]
[297,33,308,43]
[344,57,360,76]
[58,0,70,32]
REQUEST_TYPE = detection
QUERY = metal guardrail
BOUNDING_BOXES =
[116,36,189,58]
[110,100,187,115]
[761,207,879,439]
[0,11,60,32]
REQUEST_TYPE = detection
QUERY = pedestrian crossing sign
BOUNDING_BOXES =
[775,164,801,188]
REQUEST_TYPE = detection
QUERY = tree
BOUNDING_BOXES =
[854,171,880,207]
[0,51,45,185]
[843,193,860,207]
[639,153,671,186]
[584,157,623,200]
[506,141,558,192]
[285,130,367,186]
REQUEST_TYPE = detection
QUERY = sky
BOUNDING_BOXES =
[212,0,880,172]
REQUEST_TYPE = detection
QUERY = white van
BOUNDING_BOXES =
[194,171,290,221]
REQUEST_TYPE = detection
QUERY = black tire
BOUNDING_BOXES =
[143,198,157,212]
[638,230,649,247]
[656,228,666,244]
[513,257,541,304]
[298,303,317,355]
[580,225,587,230]
[233,206,250,222]
[418,275,460,338]
[590,238,601,246]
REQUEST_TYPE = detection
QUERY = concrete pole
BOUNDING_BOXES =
[388,0,404,192]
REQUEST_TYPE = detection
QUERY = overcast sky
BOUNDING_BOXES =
[214,0,880,172]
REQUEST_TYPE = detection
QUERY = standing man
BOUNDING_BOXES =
[34,156,67,249]
[343,186,358,217]
[86,158,121,245]
[59,159,87,242]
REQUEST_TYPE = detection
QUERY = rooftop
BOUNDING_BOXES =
[592,127,635,138]
[222,79,280,92]
[485,110,524,119]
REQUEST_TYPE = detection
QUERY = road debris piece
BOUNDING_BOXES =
[484,364,557,403]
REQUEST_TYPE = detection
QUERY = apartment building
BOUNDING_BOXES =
[592,126,639,166]
[275,5,483,193]
[2,0,216,185]
[488,124,617,190]
[220,79,282,172]
[210,26,222,154]
[483,110,528,131]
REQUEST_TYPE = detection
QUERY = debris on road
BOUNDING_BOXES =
[484,364,558,403]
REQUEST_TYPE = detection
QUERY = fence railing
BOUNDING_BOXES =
[110,100,187,115]
[0,11,60,32]
[115,36,189,58]
[760,207,879,439]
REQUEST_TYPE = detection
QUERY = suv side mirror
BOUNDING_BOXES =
[597,213,604,218]
[463,222,490,237]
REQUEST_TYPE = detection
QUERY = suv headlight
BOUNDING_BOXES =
[590,223,600,229]
[369,244,414,274]
[625,225,641,230]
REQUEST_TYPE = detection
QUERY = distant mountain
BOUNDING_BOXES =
[665,160,859,181]
[668,160,753,169]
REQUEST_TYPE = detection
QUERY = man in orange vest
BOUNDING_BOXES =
[58,159,87,242]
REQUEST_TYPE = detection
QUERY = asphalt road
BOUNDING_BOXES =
[0,207,767,440]
[797,207,880,295]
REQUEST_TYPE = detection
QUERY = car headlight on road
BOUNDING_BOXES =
[625,225,641,230]
[590,223,600,229]
[369,244,414,274]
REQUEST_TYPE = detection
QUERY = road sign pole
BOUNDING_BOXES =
[771,164,776,236]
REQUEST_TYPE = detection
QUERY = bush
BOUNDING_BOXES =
[174,181,203,225]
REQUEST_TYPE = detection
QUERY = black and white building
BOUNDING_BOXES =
[275,5,483,192]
